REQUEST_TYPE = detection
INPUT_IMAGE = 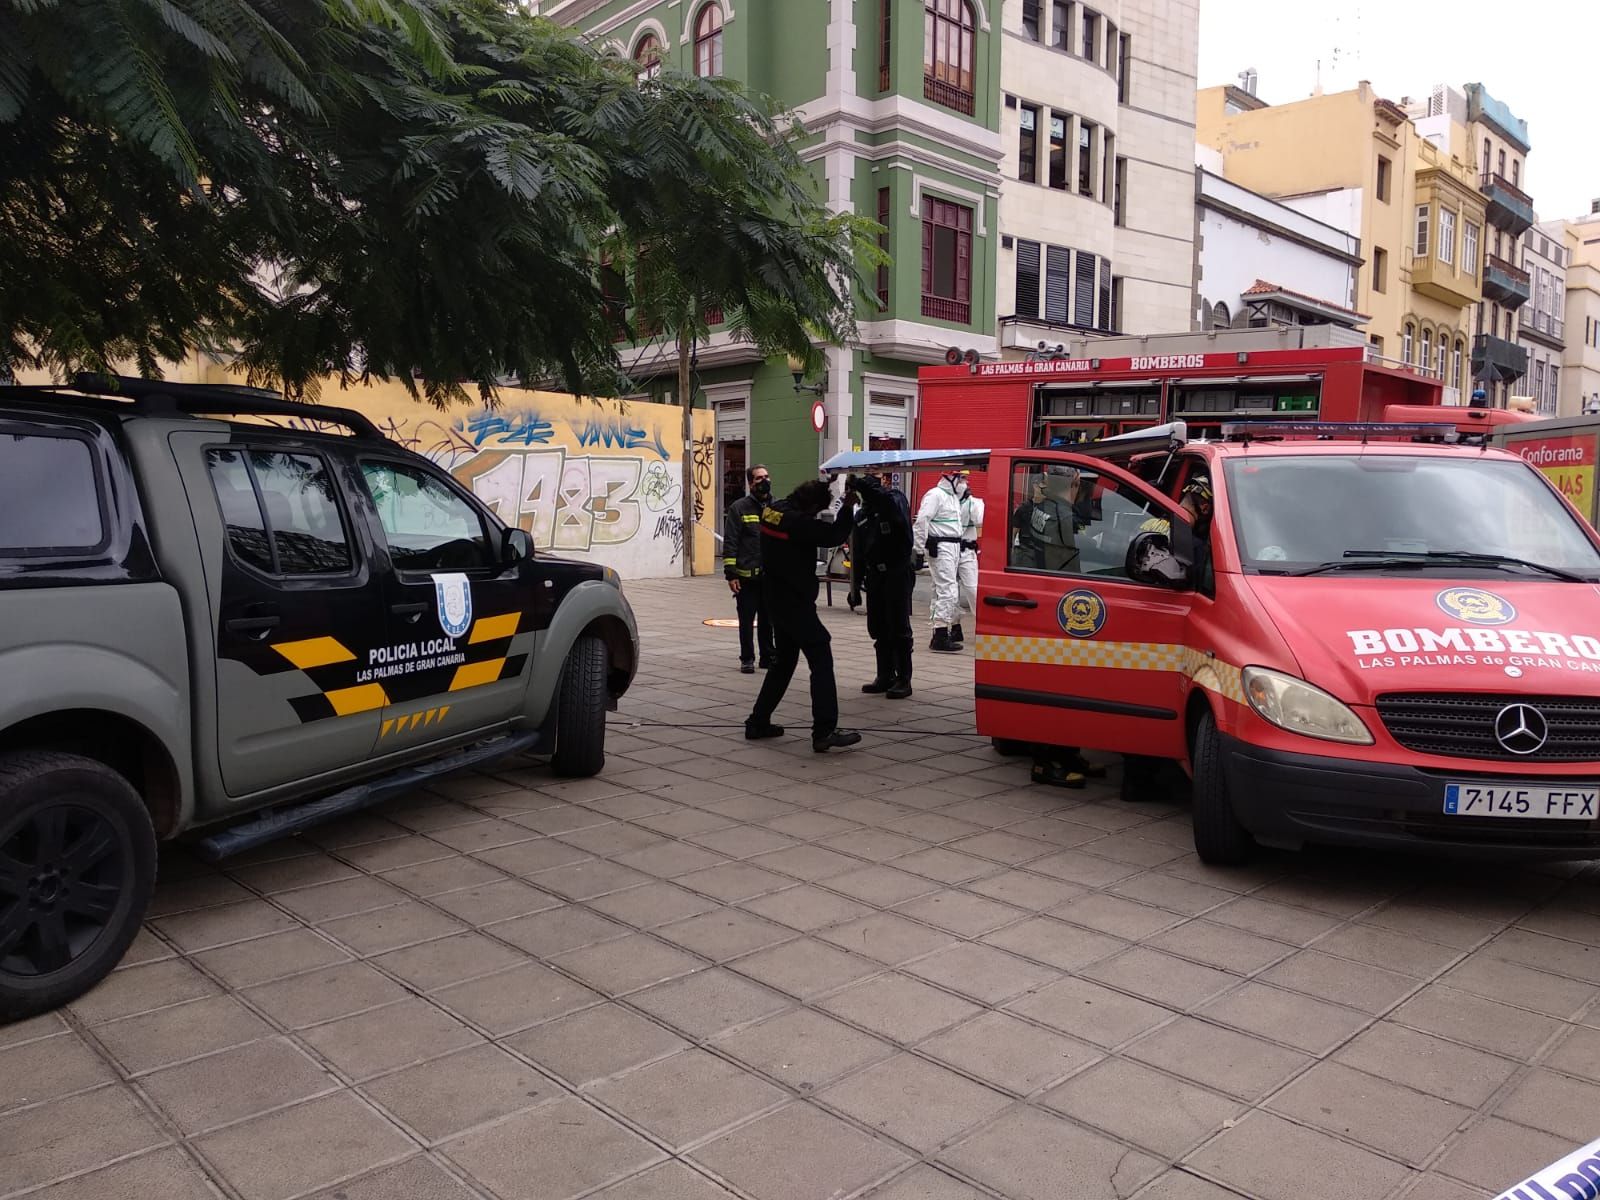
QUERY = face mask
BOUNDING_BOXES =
[751,479,771,500]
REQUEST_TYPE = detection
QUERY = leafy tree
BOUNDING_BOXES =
[0,0,878,437]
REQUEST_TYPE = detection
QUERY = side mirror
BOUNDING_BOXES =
[502,527,534,564]
[1124,527,1193,590]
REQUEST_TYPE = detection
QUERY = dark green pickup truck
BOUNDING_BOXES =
[0,376,639,1020]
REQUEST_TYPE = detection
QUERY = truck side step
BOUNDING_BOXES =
[195,732,543,862]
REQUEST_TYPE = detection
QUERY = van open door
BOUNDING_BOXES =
[975,448,1196,759]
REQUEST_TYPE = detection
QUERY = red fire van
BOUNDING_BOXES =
[826,422,1600,863]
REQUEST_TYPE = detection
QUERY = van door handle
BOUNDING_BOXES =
[225,614,281,640]
[984,594,1038,609]
[391,602,428,624]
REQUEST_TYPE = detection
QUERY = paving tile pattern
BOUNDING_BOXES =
[5,577,1600,1200]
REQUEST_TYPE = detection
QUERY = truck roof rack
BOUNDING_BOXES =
[62,373,386,441]
[1221,421,1460,445]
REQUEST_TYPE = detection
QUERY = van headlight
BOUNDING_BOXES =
[1242,667,1373,745]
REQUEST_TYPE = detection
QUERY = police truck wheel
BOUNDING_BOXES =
[1190,712,1253,866]
[552,635,608,778]
[991,738,1032,758]
[0,752,157,1022]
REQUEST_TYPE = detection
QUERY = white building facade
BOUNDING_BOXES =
[1194,165,1365,334]
[996,0,1199,354]
[1563,206,1600,416]
[1520,220,1568,416]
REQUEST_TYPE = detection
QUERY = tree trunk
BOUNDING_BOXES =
[678,326,694,579]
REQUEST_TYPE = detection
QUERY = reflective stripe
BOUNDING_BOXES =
[974,634,1246,705]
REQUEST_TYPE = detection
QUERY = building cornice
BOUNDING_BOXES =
[795,94,1004,168]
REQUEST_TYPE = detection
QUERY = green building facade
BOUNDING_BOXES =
[538,0,1003,517]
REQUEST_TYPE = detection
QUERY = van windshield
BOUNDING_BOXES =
[1223,455,1600,579]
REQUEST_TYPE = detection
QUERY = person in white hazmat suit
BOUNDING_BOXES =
[955,473,984,647]
[913,470,969,653]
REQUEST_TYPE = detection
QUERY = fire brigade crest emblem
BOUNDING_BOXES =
[1058,590,1107,639]
[1436,588,1515,627]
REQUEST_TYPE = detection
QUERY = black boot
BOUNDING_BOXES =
[813,729,863,753]
[862,645,893,693]
[930,627,959,653]
[886,678,913,699]
[950,622,965,647]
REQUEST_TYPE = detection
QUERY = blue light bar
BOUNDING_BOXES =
[1222,421,1458,442]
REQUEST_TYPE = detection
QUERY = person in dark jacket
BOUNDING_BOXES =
[849,472,915,699]
[723,464,774,673]
[745,478,862,753]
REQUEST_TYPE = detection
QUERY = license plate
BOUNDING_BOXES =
[1444,784,1599,820]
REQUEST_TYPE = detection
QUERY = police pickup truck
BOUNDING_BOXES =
[0,376,639,1020]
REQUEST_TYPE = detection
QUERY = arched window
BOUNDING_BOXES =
[1402,322,1414,365]
[633,32,662,80]
[1482,137,1491,175]
[1452,339,1464,390]
[924,0,977,115]
[1210,302,1231,330]
[1435,335,1447,379]
[694,4,723,77]
[1420,327,1432,375]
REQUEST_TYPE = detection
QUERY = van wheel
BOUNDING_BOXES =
[1190,712,1254,866]
[991,738,1032,757]
[0,752,157,1022]
[552,635,607,778]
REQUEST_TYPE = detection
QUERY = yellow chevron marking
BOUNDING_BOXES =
[469,613,521,644]
[449,659,505,692]
[324,683,389,716]
[274,636,356,670]
[380,718,396,738]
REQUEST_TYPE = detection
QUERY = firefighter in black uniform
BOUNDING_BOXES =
[723,464,775,673]
[849,472,915,700]
[745,478,862,753]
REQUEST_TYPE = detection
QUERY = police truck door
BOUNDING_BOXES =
[977,451,1194,758]
[354,456,549,751]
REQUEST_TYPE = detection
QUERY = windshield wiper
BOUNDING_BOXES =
[1287,556,1428,577]
[1330,549,1589,582]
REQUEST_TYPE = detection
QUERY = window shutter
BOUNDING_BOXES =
[1016,241,1041,319]
[921,200,934,297]
[1098,259,1112,330]
[1044,246,1071,322]
[955,222,972,308]
[1075,249,1096,326]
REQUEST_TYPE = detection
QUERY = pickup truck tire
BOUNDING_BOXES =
[551,635,607,778]
[1190,712,1254,866]
[0,752,157,1022]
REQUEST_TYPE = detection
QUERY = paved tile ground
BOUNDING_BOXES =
[5,575,1600,1200]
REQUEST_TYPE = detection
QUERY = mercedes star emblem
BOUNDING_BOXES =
[1494,703,1550,756]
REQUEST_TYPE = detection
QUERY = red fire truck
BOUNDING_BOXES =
[917,344,1449,451]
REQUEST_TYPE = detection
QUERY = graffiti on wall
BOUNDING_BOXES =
[252,384,714,578]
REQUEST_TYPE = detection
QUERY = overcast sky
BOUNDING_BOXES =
[1197,0,1599,223]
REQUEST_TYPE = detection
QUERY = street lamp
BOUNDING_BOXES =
[787,354,826,395]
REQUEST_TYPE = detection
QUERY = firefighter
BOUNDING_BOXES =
[723,464,774,674]
[850,472,915,698]
[1027,465,1082,572]
[744,478,863,753]
[914,469,966,652]
[953,470,984,648]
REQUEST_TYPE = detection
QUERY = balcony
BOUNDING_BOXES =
[921,293,972,324]
[1471,333,1528,384]
[1410,250,1480,309]
[923,74,975,116]
[1481,172,1535,234]
[1482,254,1531,309]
